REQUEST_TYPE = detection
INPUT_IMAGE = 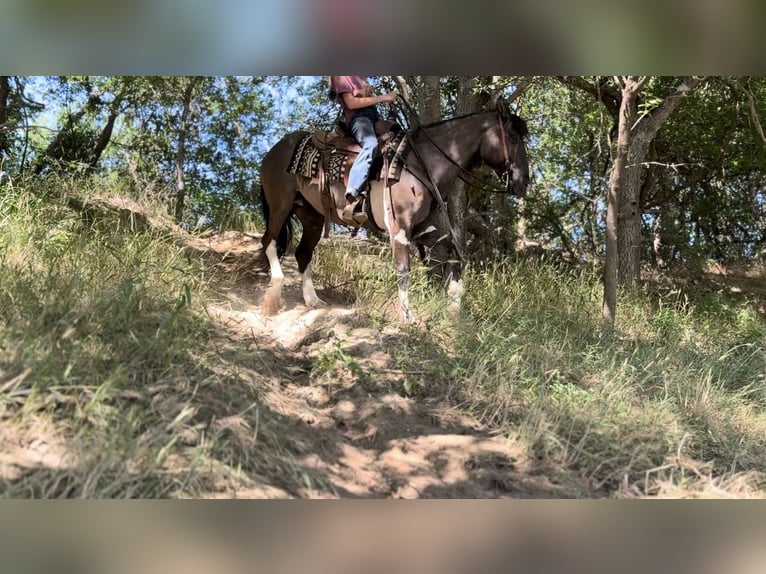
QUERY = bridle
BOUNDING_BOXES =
[497,112,514,194]
[389,99,523,261]
[395,97,520,195]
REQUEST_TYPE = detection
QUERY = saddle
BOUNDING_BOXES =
[287,120,409,231]
[312,119,401,153]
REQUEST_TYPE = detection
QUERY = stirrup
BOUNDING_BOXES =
[342,196,368,225]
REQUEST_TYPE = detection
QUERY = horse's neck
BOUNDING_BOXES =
[415,112,492,185]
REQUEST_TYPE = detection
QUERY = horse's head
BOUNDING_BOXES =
[482,97,530,197]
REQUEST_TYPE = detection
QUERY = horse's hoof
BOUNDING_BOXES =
[261,288,283,316]
[401,309,419,323]
[305,297,327,309]
[261,298,281,316]
[447,301,461,318]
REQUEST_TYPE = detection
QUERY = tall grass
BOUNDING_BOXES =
[0,176,299,498]
[340,248,766,497]
[4,178,765,498]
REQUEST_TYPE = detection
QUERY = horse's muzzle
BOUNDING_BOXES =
[501,171,529,197]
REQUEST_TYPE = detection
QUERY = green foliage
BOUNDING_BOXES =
[7,75,766,267]
[651,78,766,263]
[519,78,611,257]
[311,336,367,386]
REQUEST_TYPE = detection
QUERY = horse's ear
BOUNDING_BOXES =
[496,96,510,119]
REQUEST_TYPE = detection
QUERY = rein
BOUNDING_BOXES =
[403,129,464,261]
[498,113,513,193]
[397,99,512,190]
[416,125,496,190]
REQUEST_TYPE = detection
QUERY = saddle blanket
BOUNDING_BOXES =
[287,130,408,184]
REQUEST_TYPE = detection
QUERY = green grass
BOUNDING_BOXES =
[340,252,766,497]
[3,175,765,498]
[0,177,304,498]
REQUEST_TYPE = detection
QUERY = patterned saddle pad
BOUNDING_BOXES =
[287,129,408,184]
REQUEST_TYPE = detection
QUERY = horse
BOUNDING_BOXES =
[256,97,530,321]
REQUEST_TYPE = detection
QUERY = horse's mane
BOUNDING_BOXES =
[507,114,529,139]
[416,109,529,139]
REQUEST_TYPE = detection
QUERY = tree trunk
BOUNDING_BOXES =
[420,76,441,123]
[602,77,645,327]
[585,76,707,328]
[618,137,645,285]
[0,76,10,157]
[88,93,125,171]
[174,78,199,223]
[618,77,708,285]
[393,76,441,125]
[448,77,485,251]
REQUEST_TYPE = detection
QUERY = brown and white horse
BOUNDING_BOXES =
[257,98,530,321]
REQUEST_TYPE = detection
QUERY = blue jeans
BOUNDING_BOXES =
[346,115,378,198]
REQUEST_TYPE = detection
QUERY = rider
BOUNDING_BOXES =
[328,76,398,223]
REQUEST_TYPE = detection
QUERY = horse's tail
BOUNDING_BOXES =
[257,184,293,270]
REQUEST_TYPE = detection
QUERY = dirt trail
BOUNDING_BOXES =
[201,232,587,498]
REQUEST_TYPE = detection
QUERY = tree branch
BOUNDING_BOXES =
[745,86,766,146]
[638,76,708,136]
[557,76,620,117]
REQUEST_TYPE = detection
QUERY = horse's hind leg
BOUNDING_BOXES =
[294,202,326,308]
[261,241,285,315]
[444,255,463,316]
[260,192,295,316]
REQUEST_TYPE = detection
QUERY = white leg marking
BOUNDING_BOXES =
[447,278,464,315]
[265,240,284,282]
[261,240,285,315]
[398,286,419,323]
[398,286,410,319]
[393,229,410,246]
[301,263,326,308]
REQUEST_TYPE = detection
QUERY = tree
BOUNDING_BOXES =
[648,78,766,264]
[391,76,531,256]
[172,76,201,222]
[33,77,132,175]
[559,76,708,327]
[602,76,647,327]
[112,76,271,225]
[0,76,11,158]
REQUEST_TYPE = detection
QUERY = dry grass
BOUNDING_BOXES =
[376,257,766,498]
[0,178,311,498]
[3,175,765,498]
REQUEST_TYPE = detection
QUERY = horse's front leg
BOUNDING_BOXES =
[392,231,418,323]
[436,237,464,317]
[444,256,464,317]
[294,202,327,309]
[414,227,463,318]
